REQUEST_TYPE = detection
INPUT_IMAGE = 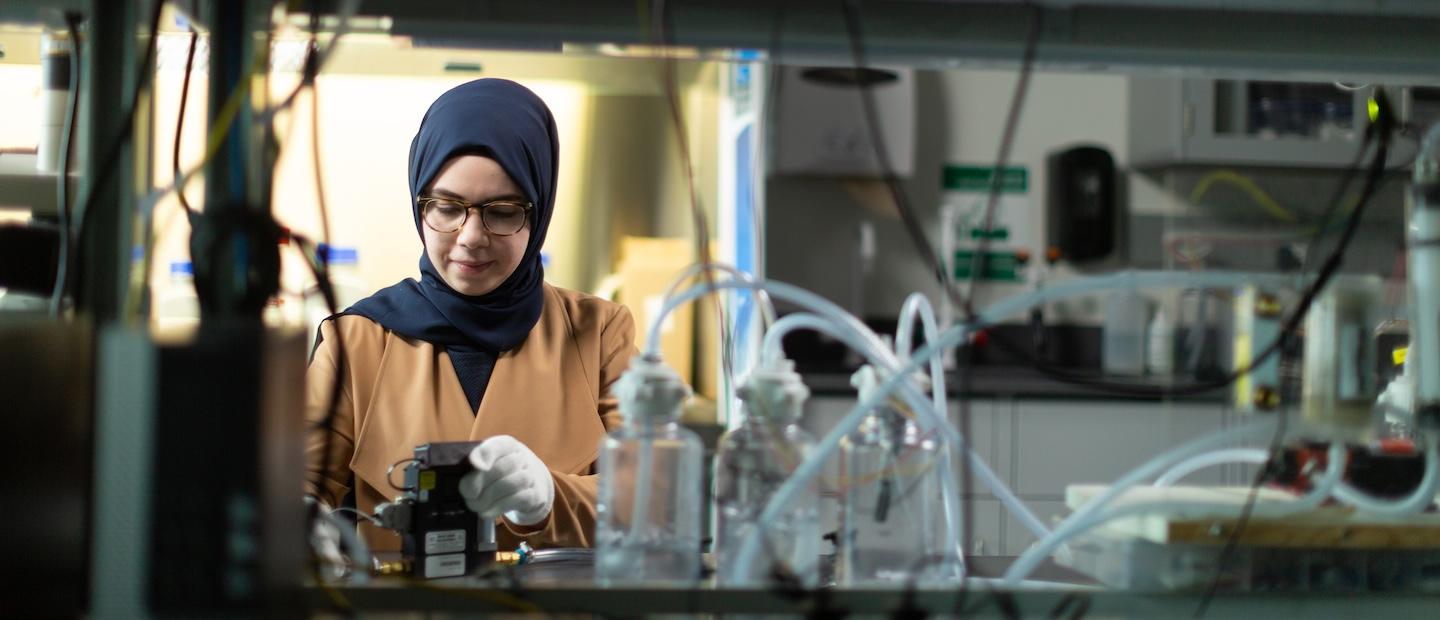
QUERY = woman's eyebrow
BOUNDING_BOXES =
[427,187,527,202]
[428,187,467,200]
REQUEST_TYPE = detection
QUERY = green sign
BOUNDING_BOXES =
[953,250,1021,281]
[969,228,1009,241]
[943,165,1028,193]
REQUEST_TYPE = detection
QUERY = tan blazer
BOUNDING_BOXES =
[305,283,636,551]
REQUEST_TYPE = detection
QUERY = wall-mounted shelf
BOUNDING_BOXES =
[1130,79,1428,171]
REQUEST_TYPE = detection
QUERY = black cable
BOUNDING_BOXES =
[49,11,84,316]
[836,6,1394,617]
[653,0,737,387]
[1191,399,1290,618]
[295,0,353,549]
[1193,92,1395,618]
[837,0,1032,606]
[174,26,200,215]
[67,0,167,305]
[972,99,1389,399]
[817,0,1391,402]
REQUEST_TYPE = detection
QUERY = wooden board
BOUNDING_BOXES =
[1065,484,1440,549]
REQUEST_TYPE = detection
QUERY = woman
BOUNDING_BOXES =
[305,79,637,551]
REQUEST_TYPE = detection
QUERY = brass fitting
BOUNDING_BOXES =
[1253,385,1281,410]
[371,558,412,577]
[1255,294,1282,318]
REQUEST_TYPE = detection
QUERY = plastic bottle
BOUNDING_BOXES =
[594,356,704,586]
[303,245,370,347]
[154,260,200,331]
[1147,307,1173,376]
[837,366,957,586]
[1103,292,1147,376]
[1377,346,1416,438]
[714,360,821,586]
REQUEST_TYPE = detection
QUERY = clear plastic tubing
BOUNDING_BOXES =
[1002,417,1291,585]
[975,270,1303,325]
[752,310,1051,579]
[762,312,1050,566]
[1153,448,1270,487]
[884,294,962,563]
[660,262,779,327]
[650,278,892,366]
[1021,440,1347,581]
[659,271,1296,583]
[1332,434,1440,516]
[760,313,967,575]
[895,292,947,422]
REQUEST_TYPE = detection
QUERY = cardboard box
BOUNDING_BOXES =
[616,237,695,394]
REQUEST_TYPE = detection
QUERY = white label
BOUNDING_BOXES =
[424,553,466,579]
[424,529,466,554]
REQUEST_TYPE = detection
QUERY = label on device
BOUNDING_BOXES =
[424,553,466,579]
[425,529,466,554]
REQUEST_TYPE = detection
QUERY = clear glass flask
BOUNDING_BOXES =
[714,360,821,586]
[594,356,704,586]
[837,367,957,586]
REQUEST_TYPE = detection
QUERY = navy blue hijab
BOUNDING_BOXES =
[348,78,557,369]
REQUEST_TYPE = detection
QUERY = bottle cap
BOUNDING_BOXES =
[613,355,691,421]
[738,359,809,424]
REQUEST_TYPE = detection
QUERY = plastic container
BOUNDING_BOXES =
[1103,292,1148,376]
[1147,308,1174,376]
[154,261,200,331]
[714,360,821,586]
[1302,276,1385,439]
[836,366,957,586]
[594,357,704,587]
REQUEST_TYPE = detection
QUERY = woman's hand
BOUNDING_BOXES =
[459,435,556,526]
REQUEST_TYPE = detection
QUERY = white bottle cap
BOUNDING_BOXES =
[613,355,691,421]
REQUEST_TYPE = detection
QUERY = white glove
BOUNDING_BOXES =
[459,435,555,526]
[305,496,348,580]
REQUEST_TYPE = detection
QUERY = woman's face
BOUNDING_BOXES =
[421,154,532,297]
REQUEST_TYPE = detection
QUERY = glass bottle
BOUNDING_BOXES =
[837,366,958,586]
[714,360,821,586]
[594,356,704,586]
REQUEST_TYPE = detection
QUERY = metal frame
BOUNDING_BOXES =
[359,0,1440,83]
[308,583,1440,616]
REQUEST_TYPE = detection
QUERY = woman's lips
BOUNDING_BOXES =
[452,259,493,274]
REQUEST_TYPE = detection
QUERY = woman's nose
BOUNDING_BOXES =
[455,209,490,248]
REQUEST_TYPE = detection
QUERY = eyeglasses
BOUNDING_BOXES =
[417,196,533,236]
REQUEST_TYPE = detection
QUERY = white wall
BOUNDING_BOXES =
[766,68,1139,324]
[136,34,724,330]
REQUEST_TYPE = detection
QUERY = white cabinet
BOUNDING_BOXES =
[1012,400,1229,497]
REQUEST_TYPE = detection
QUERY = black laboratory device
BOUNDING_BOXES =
[377,441,498,579]
[1046,145,1117,263]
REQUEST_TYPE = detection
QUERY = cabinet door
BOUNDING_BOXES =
[1002,499,1069,557]
[963,499,1006,557]
[1012,401,1228,498]
[948,398,1006,500]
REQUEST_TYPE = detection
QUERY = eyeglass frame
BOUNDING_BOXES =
[416,196,534,236]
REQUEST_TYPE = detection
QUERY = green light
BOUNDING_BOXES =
[1368,97,1380,123]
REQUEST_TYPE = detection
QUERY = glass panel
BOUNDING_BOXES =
[1244,81,1354,140]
